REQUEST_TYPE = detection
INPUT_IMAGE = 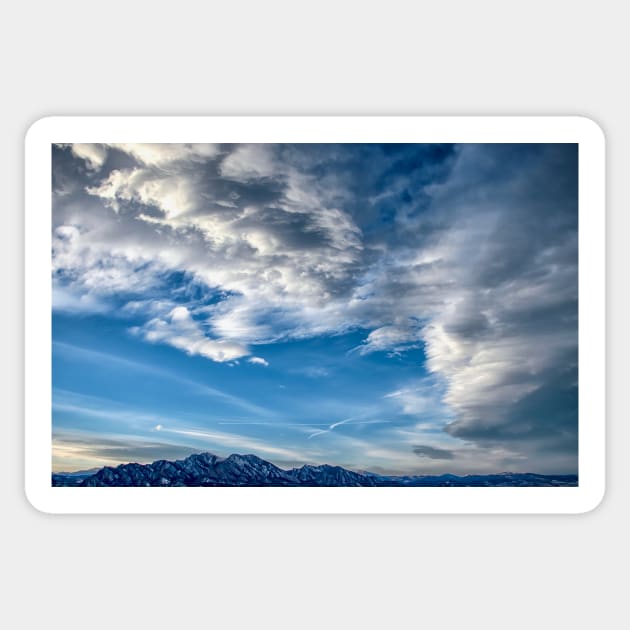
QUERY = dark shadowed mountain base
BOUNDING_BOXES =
[52,452,578,487]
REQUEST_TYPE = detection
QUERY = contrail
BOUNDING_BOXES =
[217,421,330,426]
[307,417,391,439]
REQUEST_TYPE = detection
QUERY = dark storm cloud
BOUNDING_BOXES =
[471,146,577,290]
[447,360,578,445]
[421,144,578,471]
[412,445,455,460]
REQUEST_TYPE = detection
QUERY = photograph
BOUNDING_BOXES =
[49,139,580,489]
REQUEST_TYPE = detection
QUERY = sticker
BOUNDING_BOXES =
[25,116,605,513]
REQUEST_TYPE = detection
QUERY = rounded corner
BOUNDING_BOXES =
[24,115,59,146]
[575,483,606,515]
[24,483,55,515]
[573,115,606,146]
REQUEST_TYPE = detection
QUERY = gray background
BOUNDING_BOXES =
[3,1,626,628]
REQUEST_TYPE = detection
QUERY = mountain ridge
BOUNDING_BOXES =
[52,452,578,487]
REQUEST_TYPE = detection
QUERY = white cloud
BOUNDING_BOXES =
[384,385,447,418]
[295,366,329,378]
[52,222,167,304]
[64,143,221,172]
[79,144,366,353]
[248,357,269,367]
[137,305,250,363]
[52,282,107,314]
[68,143,108,170]
[356,324,421,356]
[107,143,219,167]
[220,144,276,180]
[87,167,199,217]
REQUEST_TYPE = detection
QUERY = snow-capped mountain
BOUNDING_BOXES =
[52,452,578,487]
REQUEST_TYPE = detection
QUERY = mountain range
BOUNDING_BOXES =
[52,452,578,487]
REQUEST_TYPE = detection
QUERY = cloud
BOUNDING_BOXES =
[107,143,219,167]
[86,166,200,217]
[248,356,269,367]
[59,143,370,348]
[163,426,313,462]
[53,345,273,417]
[220,144,277,180]
[356,323,422,356]
[52,393,315,470]
[134,305,250,363]
[52,223,168,300]
[61,143,221,171]
[418,144,578,464]
[294,366,329,378]
[52,431,203,472]
[384,379,452,420]
[67,143,108,171]
[52,281,108,314]
[412,444,455,460]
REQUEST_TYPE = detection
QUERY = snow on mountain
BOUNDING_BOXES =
[51,452,578,487]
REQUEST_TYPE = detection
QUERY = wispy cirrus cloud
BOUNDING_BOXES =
[53,342,272,417]
[52,429,204,472]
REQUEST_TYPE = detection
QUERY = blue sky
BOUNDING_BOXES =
[51,142,578,474]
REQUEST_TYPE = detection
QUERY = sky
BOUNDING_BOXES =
[51,142,578,475]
